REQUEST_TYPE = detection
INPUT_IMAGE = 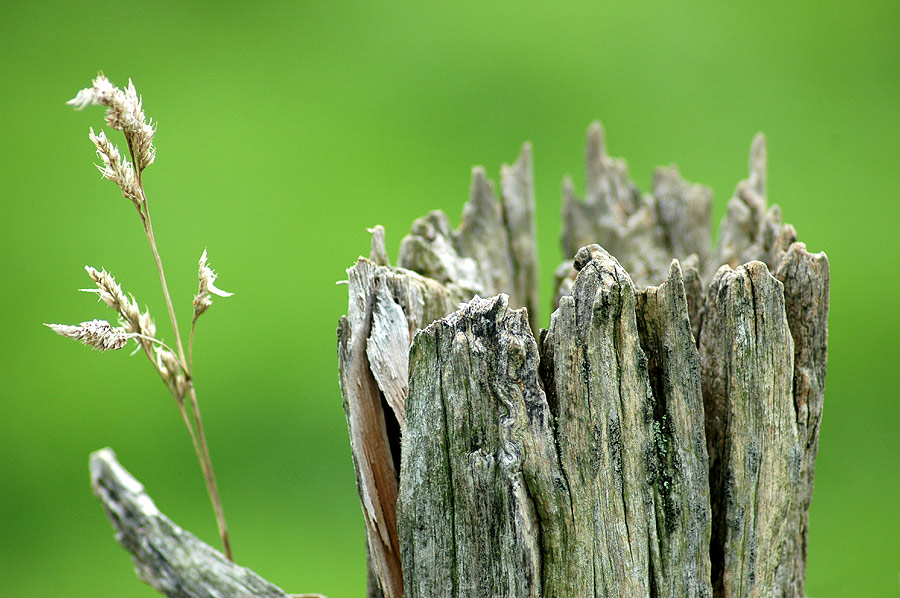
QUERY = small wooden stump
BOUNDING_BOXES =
[338,124,828,598]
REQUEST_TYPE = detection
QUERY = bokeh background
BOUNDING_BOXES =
[2,2,898,596]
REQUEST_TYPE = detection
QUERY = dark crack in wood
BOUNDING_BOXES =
[399,294,573,597]
[338,244,468,598]
[541,245,657,597]
[636,260,713,598]
[699,262,800,598]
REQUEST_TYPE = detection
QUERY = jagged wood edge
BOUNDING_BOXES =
[398,294,565,597]
[556,122,798,297]
[397,143,540,331]
[338,229,470,598]
[338,142,538,598]
[774,242,830,597]
[699,261,799,597]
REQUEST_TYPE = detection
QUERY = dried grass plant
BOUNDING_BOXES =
[48,74,234,560]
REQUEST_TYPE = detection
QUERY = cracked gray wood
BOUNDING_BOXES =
[699,261,799,598]
[397,246,716,597]
[399,294,569,597]
[338,229,469,598]
[708,134,799,284]
[556,122,799,298]
[539,245,657,597]
[774,243,830,598]
[398,144,540,331]
[560,122,712,289]
[89,448,324,598]
[338,146,540,597]
[635,259,712,598]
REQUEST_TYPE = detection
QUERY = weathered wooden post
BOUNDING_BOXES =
[90,123,828,598]
[337,123,828,598]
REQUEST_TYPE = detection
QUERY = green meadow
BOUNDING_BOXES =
[1,2,897,596]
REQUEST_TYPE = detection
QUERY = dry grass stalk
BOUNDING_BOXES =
[50,73,234,561]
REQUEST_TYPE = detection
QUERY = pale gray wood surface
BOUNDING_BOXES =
[399,294,565,597]
[89,448,319,598]
[560,122,712,289]
[635,259,713,598]
[774,243,830,597]
[699,262,799,597]
[398,144,540,331]
[557,124,801,298]
[540,245,657,597]
[338,231,468,598]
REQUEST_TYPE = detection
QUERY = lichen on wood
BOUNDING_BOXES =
[398,294,566,597]
[699,261,799,597]
[635,259,712,597]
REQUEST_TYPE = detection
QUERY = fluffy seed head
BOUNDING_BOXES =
[46,320,133,351]
[69,74,156,171]
[89,128,142,206]
[82,266,143,334]
[194,250,233,318]
[154,346,187,399]
[139,310,156,339]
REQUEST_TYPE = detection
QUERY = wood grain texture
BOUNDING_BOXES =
[398,246,721,597]
[699,261,799,597]
[636,259,713,598]
[560,122,713,289]
[774,242,830,597]
[398,144,540,330]
[338,243,466,598]
[90,448,298,598]
[541,245,656,597]
[339,127,828,598]
[338,143,540,597]
[399,294,568,597]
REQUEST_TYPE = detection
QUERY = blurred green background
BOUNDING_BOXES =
[2,1,898,596]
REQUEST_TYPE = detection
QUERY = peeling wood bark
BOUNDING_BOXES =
[338,233,469,598]
[337,155,542,596]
